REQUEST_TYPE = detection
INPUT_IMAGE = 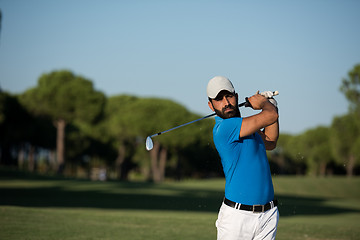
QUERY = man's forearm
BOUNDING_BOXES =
[263,116,279,150]
[262,104,279,150]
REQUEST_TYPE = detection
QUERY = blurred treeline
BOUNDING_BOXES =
[1,65,359,181]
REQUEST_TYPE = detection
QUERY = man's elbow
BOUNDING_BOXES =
[263,110,278,127]
[265,141,277,151]
[270,111,279,125]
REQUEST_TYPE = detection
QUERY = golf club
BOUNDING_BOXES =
[146,91,279,151]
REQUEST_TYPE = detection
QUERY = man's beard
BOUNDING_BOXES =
[214,103,240,119]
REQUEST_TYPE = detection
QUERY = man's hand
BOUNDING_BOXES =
[260,91,278,107]
[247,92,270,110]
[240,91,279,138]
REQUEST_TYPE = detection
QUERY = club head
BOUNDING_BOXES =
[145,136,153,151]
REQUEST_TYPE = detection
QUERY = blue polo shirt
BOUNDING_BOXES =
[213,116,274,205]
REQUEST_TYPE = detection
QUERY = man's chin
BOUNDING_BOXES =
[223,112,237,119]
[216,110,237,119]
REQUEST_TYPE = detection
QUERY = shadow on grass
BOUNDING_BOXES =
[0,184,224,212]
[0,169,358,217]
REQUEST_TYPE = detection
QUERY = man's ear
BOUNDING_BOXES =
[208,100,215,112]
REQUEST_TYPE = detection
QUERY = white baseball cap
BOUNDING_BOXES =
[206,76,235,99]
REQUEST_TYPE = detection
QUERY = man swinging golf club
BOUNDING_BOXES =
[207,76,279,240]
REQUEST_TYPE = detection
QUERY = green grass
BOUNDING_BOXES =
[1,169,360,240]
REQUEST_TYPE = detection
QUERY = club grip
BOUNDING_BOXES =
[245,97,253,108]
[243,90,279,108]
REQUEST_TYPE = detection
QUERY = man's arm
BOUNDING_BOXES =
[257,117,279,150]
[257,91,279,150]
[239,94,279,141]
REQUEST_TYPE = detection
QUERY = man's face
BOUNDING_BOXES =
[208,90,240,119]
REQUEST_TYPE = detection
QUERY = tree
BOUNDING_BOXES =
[331,113,360,177]
[301,126,334,176]
[104,95,139,180]
[19,70,106,173]
[132,98,192,182]
[340,64,360,114]
[332,64,360,177]
[0,92,32,166]
[131,97,215,182]
[269,133,303,175]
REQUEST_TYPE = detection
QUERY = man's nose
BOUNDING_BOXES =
[222,96,231,105]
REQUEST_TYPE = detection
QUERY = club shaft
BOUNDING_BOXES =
[150,100,247,138]
[150,114,213,137]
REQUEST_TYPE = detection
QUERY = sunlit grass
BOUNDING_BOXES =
[1,169,359,240]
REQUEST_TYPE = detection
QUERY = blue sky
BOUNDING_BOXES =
[0,0,359,134]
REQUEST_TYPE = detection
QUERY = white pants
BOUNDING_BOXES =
[216,202,279,240]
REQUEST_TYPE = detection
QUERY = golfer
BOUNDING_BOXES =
[207,76,279,240]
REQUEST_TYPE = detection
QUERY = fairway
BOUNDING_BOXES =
[1,169,360,240]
